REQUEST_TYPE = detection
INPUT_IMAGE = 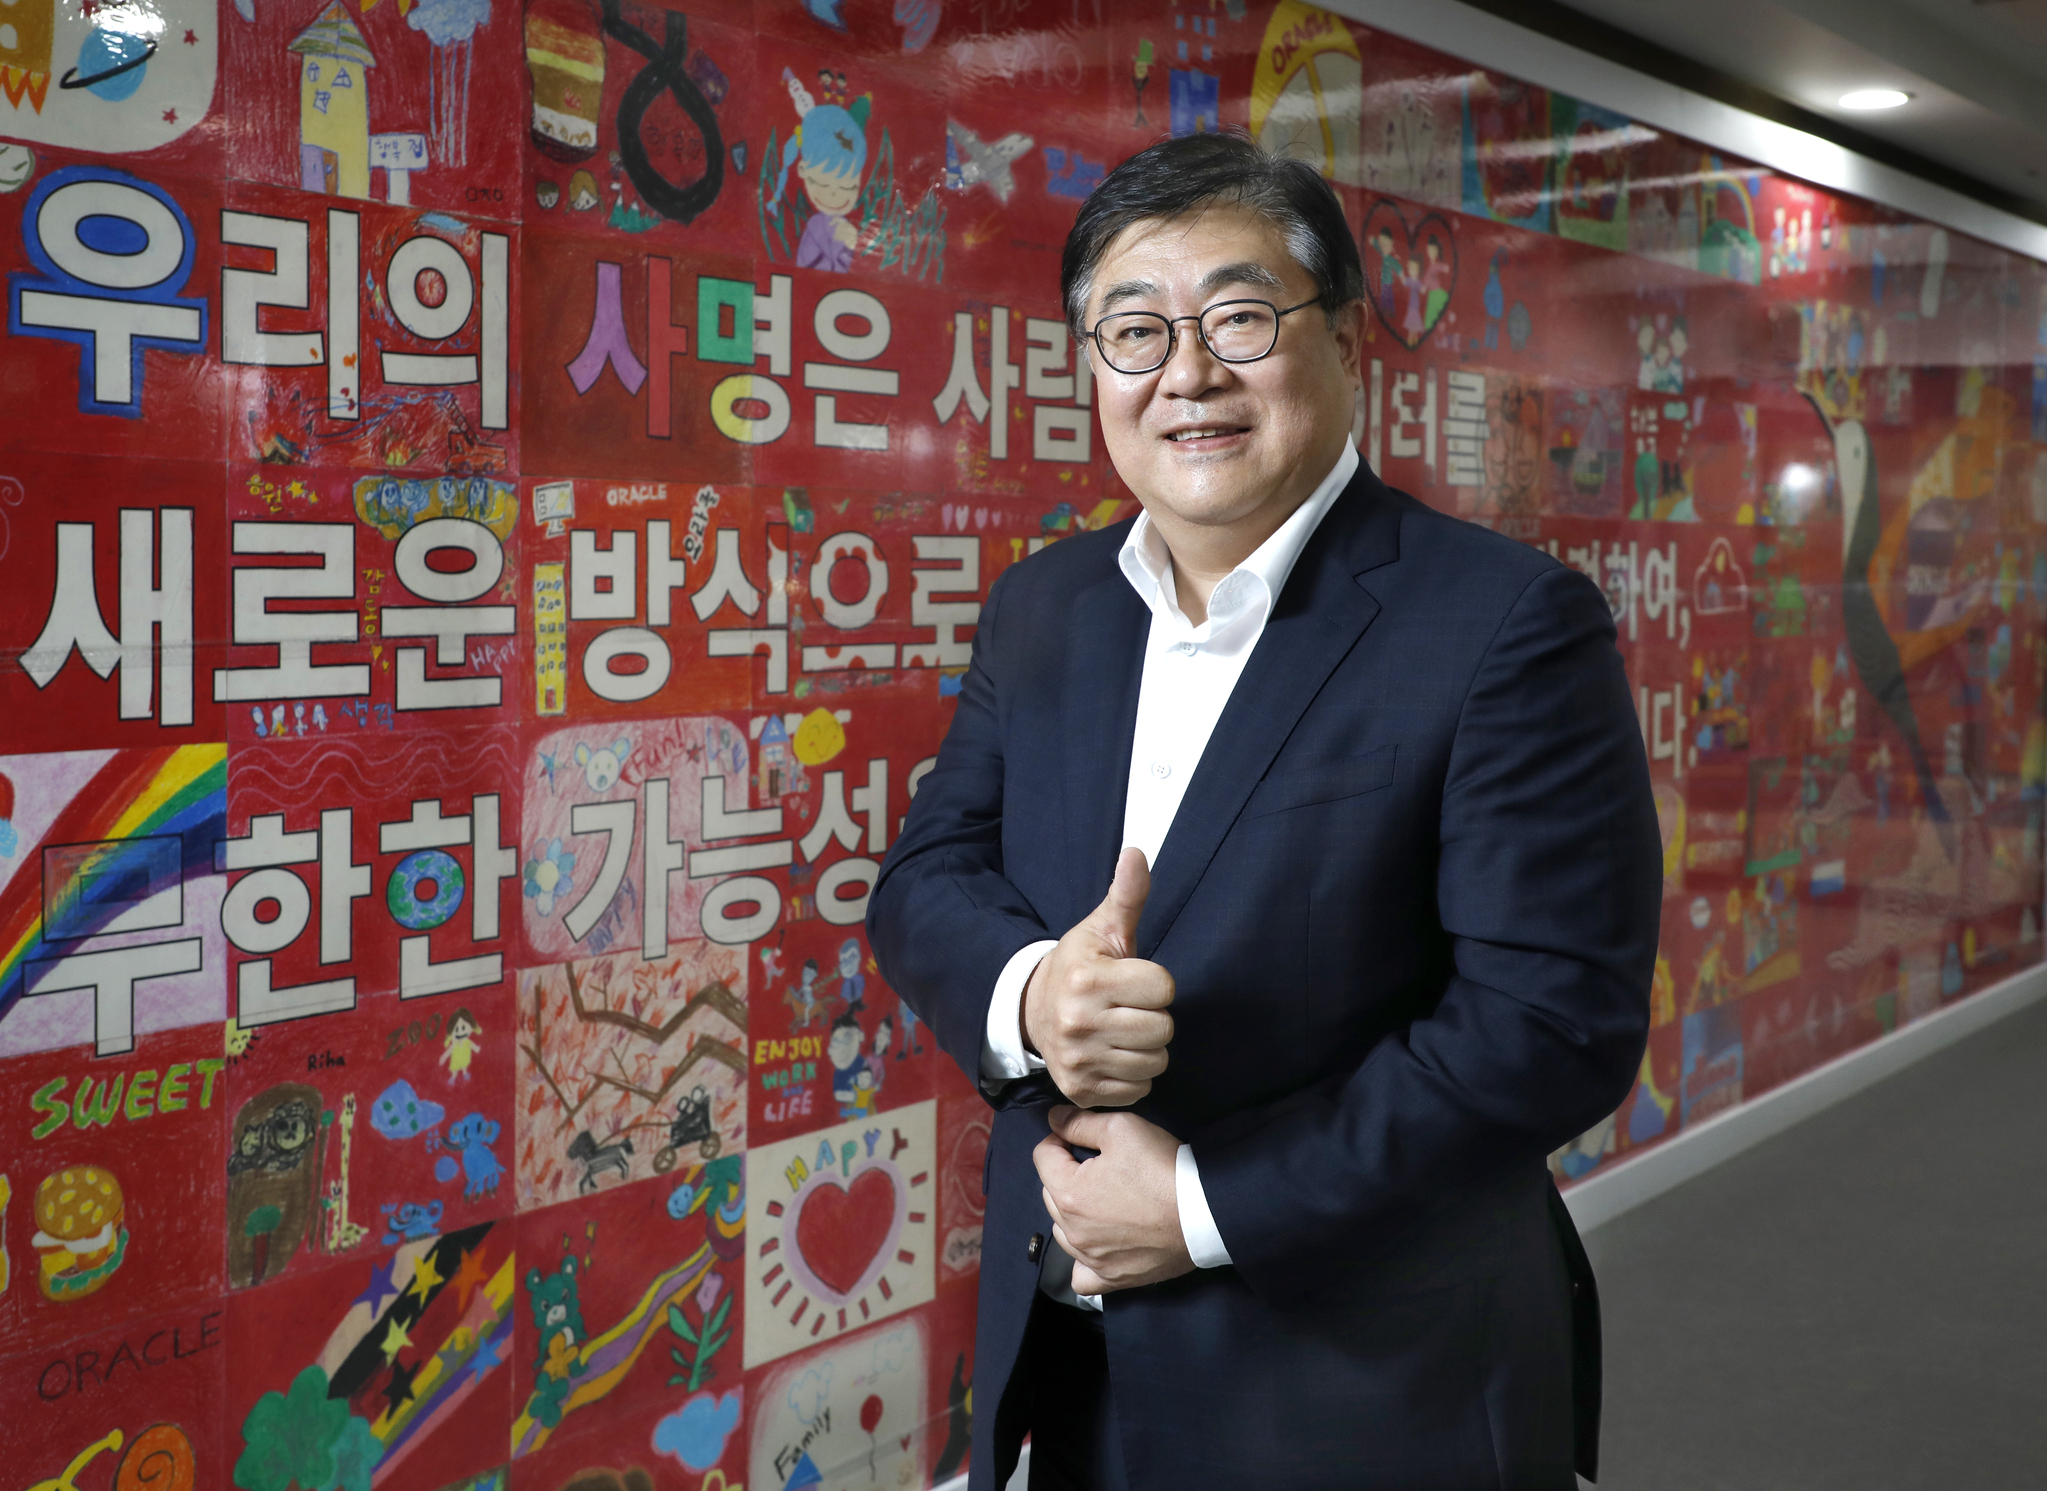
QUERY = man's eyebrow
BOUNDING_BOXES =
[1096,278,1160,314]
[1197,261,1287,297]
[1094,261,1287,317]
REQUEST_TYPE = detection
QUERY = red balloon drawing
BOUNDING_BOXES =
[860,1393,884,1436]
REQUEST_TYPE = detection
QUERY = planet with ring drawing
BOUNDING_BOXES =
[59,28,158,101]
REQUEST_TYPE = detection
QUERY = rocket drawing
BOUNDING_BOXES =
[1806,392,1954,857]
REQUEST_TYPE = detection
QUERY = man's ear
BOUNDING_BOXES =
[1331,297,1367,383]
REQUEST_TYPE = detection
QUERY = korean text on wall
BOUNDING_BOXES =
[1,0,2043,1486]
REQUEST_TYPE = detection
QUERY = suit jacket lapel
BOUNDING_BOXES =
[1062,567,1150,925]
[1135,466,1404,960]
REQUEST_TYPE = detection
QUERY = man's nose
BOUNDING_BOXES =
[1157,319,1231,396]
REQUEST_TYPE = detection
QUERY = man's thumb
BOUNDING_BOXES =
[1091,846,1150,954]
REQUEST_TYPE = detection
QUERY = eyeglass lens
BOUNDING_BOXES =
[1095,300,1280,373]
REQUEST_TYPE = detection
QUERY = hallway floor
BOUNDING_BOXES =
[1584,991,2047,1489]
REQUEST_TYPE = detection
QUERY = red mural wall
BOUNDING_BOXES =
[2,0,2044,1486]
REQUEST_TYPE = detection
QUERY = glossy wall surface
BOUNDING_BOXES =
[1,1,2043,1487]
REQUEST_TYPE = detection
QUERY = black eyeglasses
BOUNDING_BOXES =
[1087,296,1322,375]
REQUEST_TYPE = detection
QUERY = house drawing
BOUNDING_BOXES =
[289,2,377,199]
[758,715,794,800]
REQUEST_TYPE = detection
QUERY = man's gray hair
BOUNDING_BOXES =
[1060,131,1366,337]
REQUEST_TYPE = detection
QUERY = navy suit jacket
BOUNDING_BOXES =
[869,461,1661,1491]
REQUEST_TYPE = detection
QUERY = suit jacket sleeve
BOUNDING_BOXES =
[868,566,1057,1104]
[1193,565,1661,1305]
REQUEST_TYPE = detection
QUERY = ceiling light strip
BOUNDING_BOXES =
[1329,0,2047,263]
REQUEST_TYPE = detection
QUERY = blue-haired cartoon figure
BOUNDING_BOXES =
[760,64,946,279]
[768,68,868,272]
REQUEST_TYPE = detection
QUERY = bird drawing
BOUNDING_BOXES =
[1804,391,1954,858]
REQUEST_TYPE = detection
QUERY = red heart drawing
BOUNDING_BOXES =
[1360,200,1458,350]
[794,1167,899,1298]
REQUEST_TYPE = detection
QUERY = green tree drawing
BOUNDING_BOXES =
[233,1364,385,1491]
[326,1415,385,1491]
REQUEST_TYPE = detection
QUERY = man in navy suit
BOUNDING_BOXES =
[869,133,1660,1491]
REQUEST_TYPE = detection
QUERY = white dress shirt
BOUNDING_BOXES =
[979,443,1359,1297]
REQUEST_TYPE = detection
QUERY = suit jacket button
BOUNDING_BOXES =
[1027,1232,1044,1263]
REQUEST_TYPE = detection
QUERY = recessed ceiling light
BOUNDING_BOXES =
[1839,89,1911,110]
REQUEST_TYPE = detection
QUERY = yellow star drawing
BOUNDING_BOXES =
[408,1249,444,1301]
[381,1318,413,1361]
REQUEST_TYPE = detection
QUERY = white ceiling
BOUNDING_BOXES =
[1340,0,2047,258]
[1553,0,2047,211]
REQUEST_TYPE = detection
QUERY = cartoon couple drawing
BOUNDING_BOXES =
[1373,228,1451,341]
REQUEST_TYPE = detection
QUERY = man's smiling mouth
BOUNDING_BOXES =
[1164,426,1250,443]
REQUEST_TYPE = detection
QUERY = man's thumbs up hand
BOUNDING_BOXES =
[1022,847,1176,1108]
[1089,844,1151,957]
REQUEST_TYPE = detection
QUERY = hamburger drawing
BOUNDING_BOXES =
[32,1166,127,1301]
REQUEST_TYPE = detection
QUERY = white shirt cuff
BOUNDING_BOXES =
[1176,1143,1233,1268]
[980,939,1058,1083]
[1076,1150,1223,1308]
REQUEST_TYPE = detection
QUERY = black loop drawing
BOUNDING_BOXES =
[601,0,724,225]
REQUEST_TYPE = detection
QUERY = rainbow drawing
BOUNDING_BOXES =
[0,744,225,1011]
[235,1225,517,1487]
[510,1244,716,1457]
[370,1254,519,1482]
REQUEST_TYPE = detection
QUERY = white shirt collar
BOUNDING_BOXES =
[1117,442,1359,645]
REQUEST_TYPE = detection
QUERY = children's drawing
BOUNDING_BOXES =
[515,943,747,1210]
[759,65,944,279]
[944,118,1032,202]
[441,1007,482,1080]
[742,1101,935,1368]
[1361,200,1456,349]
[227,1083,324,1287]
[0,0,214,152]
